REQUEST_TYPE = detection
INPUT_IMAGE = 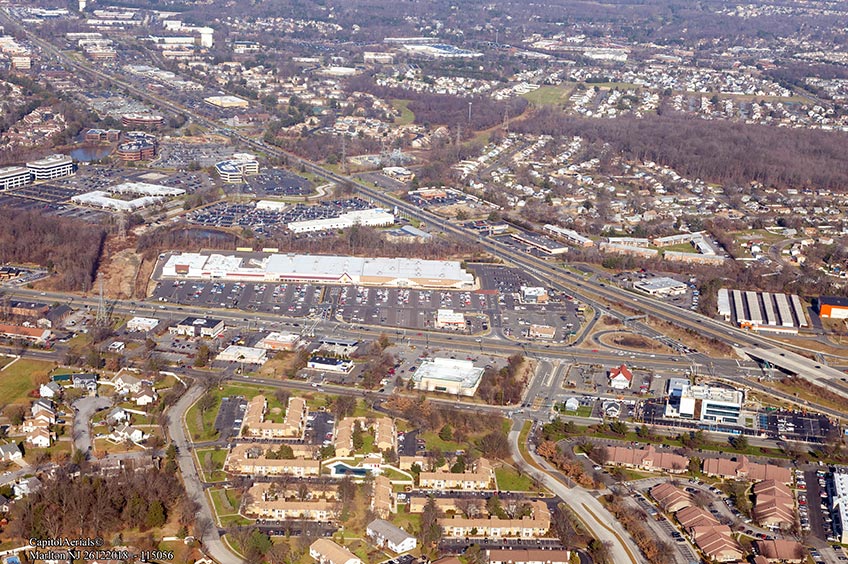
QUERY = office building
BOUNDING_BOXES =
[26,154,74,181]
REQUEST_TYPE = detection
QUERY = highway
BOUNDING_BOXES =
[0,14,841,563]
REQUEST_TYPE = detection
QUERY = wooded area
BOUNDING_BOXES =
[515,110,848,189]
[0,209,105,291]
[8,466,193,541]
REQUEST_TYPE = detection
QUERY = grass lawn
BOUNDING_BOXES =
[659,242,699,253]
[522,85,573,106]
[197,448,229,482]
[420,431,466,453]
[495,465,535,491]
[392,504,421,534]
[0,358,54,406]
[209,487,242,518]
[186,383,269,441]
[391,99,415,125]
[559,405,593,417]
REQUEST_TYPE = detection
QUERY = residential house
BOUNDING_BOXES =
[309,539,362,564]
[0,442,22,461]
[109,424,147,443]
[334,417,395,458]
[106,407,129,425]
[0,494,11,512]
[72,373,98,392]
[26,427,52,448]
[133,385,158,406]
[366,519,417,554]
[13,476,41,498]
[38,382,62,399]
[113,372,143,395]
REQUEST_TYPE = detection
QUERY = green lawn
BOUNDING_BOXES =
[522,85,573,106]
[197,448,229,482]
[495,465,535,491]
[420,431,466,453]
[391,504,421,534]
[0,359,54,406]
[209,487,242,518]
[392,99,415,125]
[186,383,269,441]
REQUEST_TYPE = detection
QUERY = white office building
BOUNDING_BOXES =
[215,153,259,183]
[832,470,848,544]
[633,277,688,297]
[0,166,31,191]
[664,381,744,424]
[26,154,74,181]
[412,357,484,396]
[126,317,159,332]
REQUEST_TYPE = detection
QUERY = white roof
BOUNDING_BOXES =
[109,182,185,197]
[634,277,687,291]
[437,309,464,323]
[413,357,484,389]
[218,345,266,363]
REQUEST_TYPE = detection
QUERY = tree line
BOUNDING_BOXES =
[8,465,194,542]
[514,109,848,190]
[0,209,105,291]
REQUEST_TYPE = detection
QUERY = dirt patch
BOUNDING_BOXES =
[646,317,734,358]
[597,332,671,353]
[94,235,146,300]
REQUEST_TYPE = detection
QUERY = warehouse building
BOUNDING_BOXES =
[287,209,395,234]
[126,317,159,332]
[217,345,267,364]
[633,277,687,297]
[412,357,484,396]
[256,331,300,351]
[161,252,476,289]
[543,224,593,247]
[817,296,848,319]
[205,95,250,109]
[26,154,74,181]
[0,166,32,191]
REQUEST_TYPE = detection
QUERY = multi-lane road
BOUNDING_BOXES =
[3,12,847,562]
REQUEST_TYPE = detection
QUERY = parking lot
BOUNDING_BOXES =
[247,169,313,197]
[758,411,833,443]
[214,396,247,440]
[305,411,335,446]
[186,197,378,235]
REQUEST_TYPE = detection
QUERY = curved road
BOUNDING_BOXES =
[508,420,642,564]
[167,384,243,564]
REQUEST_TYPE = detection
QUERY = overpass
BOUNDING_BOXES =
[741,346,848,399]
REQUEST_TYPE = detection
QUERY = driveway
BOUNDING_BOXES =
[72,396,112,455]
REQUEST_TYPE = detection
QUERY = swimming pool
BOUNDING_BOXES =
[331,463,370,477]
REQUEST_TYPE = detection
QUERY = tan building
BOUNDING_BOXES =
[528,324,556,340]
[702,456,792,484]
[309,539,362,564]
[242,396,308,439]
[753,539,805,563]
[752,480,795,528]
[371,475,396,518]
[245,498,339,521]
[604,445,689,474]
[675,505,719,531]
[650,482,693,513]
[439,501,550,538]
[690,525,743,562]
[486,549,571,564]
[419,458,495,491]
[225,444,320,477]
[409,496,484,515]
[398,455,427,470]
[334,417,396,458]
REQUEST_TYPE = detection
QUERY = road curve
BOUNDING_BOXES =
[167,384,243,564]
[508,420,642,564]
